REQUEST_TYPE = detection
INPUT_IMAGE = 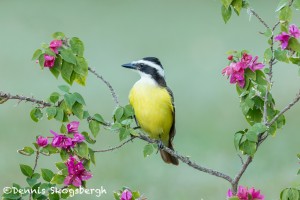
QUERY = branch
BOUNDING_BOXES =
[94,137,135,152]
[268,90,300,127]
[137,134,233,183]
[88,67,120,106]
[0,91,52,107]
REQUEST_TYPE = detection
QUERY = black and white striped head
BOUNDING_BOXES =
[122,57,166,87]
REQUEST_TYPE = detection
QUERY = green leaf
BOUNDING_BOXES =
[83,110,90,119]
[41,168,54,182]
[274,49,289,63]
[232,0,242,15]
[75,142,89,158]
[221,5,232,23]
[89,120,100,138]
[119,128,131,141]
[121,119,134,126]
[74,57,88,77]
[41,144,59,155]
[294,0,300,9]
[221,0,233,8]
[264,28,272,37]
[289,37,300,52]
[61,61,74,84]
[56,162,67,170]
[245,108,263,125]
[18,146,35,156]
[60,48,77,65]
[64,93,76,108]
[276,0,289,12]
[290,57,300,66]
[58,85,70,93]
[73,92,86,105]
[70,37,84,56]
[74,72,86,86]
[82,131,96,144]
[240,140,257,156]
[228,197,240,200]
[124,104,134,117]
[60,149,69,161]
[49,92,60,103]
[279,6,292,23]
[280,188,300,200]
[245,130,258,142]
[20,164,33,177]
[52,32,65,40]
[26,177,38,187]
[72,102,84,119]
[46,107,57,120]
[50,174,66,185]
[264,48,272,62]
[93,113,105,123]
[32,49,43,60]
[143,144,154,157]
[38,53,45,69]
[55,107,64,122]
[89,148,96,165]
[251,123,268,134]
[30,108,43,122]
[114,106,124,122]
[110,122,122,131]
[49,192,60,200]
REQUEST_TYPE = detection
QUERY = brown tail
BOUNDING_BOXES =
[160,142,179,166]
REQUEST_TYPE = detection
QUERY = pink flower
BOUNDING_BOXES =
[50,130,74,149]
[222,62,235,76]
[249,56,265,71]
[241,53,253,68]
[36,136,48,147]
[289,24,300,38]
[248,187,264,200]
[237,186,249,200]
[64,156,92,187]
[230,68,245,88]
[72,133,85,143]
[275,32,290,49]
[121,189,132,200]
[49,40,62,54]
[226,186,264,200]
[67,121,80,134]
[227,189,233,198]
[44,54,55,68]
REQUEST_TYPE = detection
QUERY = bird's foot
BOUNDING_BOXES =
[157,140,164,150]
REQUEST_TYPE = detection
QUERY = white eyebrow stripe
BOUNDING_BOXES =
[133,60,165,77]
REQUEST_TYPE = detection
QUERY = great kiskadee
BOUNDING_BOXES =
[122,57,179,165]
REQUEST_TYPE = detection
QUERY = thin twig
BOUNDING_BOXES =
[0,91,52,107]
[248,9,270,29]
[88,67,120,106]
[29,151,40,200]
[94,137,135,152]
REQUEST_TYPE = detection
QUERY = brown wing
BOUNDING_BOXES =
[166,87,176,143]
[160,86,179,165]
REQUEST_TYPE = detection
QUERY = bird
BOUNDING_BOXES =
[121,57,179,165]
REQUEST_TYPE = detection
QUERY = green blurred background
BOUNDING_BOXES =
[1,0,300,199]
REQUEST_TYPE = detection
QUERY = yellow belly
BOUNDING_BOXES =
[129,83,173,145]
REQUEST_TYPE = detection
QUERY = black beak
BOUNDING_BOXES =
[121,63,136,69]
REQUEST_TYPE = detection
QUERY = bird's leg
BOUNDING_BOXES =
[157,134,164,150]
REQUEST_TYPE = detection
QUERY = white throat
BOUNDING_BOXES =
[136,72,157,86]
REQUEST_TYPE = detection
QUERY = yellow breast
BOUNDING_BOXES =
[129,80,174,144]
